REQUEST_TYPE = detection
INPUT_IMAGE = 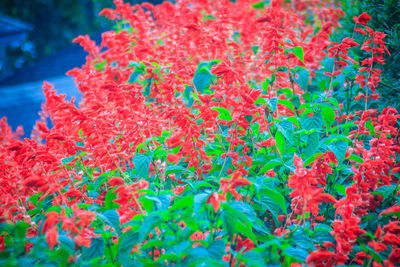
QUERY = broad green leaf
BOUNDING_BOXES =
[259,158,282,174]
[260,188,287,214]
[287,116,300,128]
[366,120,376,135]
[347,154,364,163]
[293,230,315,250]
[193,67,214,93]
[304,132,320,159]
[372,185,396,200]
[301,113,323,130]
[320,105,335,128]
[138,215,163,244]
[278,99,296,114]
[208,240,226,261]
[171,195,193,211]
[140,240,164,250]
[276,120,294,141]
[282,247,309,262]
[211,107,232,121]
[252,1,267,9]
[117,231,139,266]
[267,98,278,113]
[235,220,257,244]
[312,224,335,243]
[334,184,346,196]
[275,130,286,154]
[81,238,105,261]
[133,154,152,179]
[105,189,118,210]
[289,46,305,64]
[327,140,348,163]
[294,67,309,91]
[59,235,75,254]
[165,165,188,175]
[254,97,266,105]
[98,210,121,235]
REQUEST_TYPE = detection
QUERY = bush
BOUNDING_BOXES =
[332,0,400,107]
[0,0,399,266]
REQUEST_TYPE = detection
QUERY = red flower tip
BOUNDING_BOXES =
[45,227,58,250]
[354,13,372,26]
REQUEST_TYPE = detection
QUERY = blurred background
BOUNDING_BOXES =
[0,0,399,137]
[0,0,164,136]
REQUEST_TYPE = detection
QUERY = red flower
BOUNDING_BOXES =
[108,177,125,186]
[306,249,337,267]
[74,234,91,248]
[354,13,372,26]
[42,211,59,234]
[207,192,225,213]
[173,186,186,196]
[45,227,59,250]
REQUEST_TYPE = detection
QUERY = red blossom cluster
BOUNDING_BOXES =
[0,1,399,266]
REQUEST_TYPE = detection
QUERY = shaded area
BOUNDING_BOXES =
[0,34,101,86]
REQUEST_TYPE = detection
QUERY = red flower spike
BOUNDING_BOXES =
[45,227,58,250]
[354,12,372,26]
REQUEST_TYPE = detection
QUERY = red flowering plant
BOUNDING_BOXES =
[0,1,399,266]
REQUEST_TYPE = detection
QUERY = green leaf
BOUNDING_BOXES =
[259,158,282,174]
[81,237,105,261]
[366,120,376,135]
[347,154,364,163]
[275,130,286,154]
[143,78,153,96]
[208,240,226,261]
[267,98,278,113]
[138,215,163,244]
[59,235,75,254]
[171,195,193,211]
[128,69,143,84]
[260,188,287,214]
[304,132,320,159]
[183,86,194,107]
[221,203,254,237]
[117,231,139,266]
[289,47,304,64]
[372,185,396,200]
[320,105,336,128]
[105,189,118,210]
[301,113,323,130]
[141,240,164,250]
[235,220,257,244]
[98,210,121,235]
[327,140,348,163]
[287,116,300,128]
[276,120,294,141]
[165,165,188,175]
[293,67,309,91]
[334,184,346,196]
[282,247,309,262]
[193,67,214,93]
[133,154,152,179]
[252,1,267,9]
[211,107,233,121]
[278,99,296,114]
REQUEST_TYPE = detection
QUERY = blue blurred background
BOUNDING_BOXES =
[0,0,164,136]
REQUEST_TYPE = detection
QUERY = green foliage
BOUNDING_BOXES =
[336,0,400,107]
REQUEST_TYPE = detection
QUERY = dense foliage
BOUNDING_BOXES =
[333,0,400,107]
[0,0,399,266]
